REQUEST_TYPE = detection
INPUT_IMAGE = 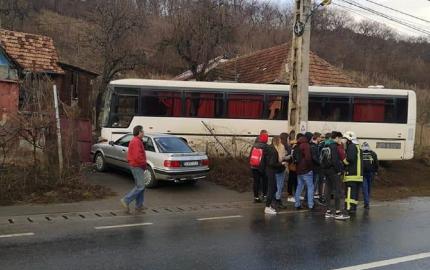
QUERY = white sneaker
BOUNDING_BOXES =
[300,196,305,200]
[287,197,296,203]
[264,207,277,215]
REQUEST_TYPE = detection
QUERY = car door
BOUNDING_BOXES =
[111,134,133,168]
[142,136,158,168]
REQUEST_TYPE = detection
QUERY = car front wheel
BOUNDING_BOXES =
[143,166,158,188]
[95,152,107,172]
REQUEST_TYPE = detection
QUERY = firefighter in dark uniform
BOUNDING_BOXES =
[343,131,363,214]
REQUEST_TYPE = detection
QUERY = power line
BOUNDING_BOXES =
[362,0,430,24]
[332,2,428,36]
[339,0,430,36]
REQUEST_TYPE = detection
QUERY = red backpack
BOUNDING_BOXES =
[249,147,263,167]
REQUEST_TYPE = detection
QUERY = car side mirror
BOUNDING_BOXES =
[109,141,114,146]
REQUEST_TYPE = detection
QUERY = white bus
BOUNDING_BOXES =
[101,79,416,160]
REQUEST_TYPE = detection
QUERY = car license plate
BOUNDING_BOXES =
[183,161,199,167]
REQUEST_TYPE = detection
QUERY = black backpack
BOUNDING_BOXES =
[363,151,375,172]
[292,144,302,164]
[319,145,333,169]
[311,143,320,166]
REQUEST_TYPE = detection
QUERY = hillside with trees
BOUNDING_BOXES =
[1,0,429,144]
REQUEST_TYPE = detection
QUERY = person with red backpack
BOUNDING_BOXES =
[249,131,269,203]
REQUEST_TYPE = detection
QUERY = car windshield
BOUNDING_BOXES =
[154,137,193,153]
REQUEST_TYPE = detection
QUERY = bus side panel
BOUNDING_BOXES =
[404,91,417,160]
[102,116,408,160]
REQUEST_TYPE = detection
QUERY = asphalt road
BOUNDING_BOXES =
[1,198,430,270]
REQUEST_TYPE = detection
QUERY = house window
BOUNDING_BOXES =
[0,51,17,80]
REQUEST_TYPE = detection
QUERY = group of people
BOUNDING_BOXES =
[249,129,379,220]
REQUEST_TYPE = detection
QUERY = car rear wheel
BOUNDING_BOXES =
[95,152,107,172]
[144,166,158,188]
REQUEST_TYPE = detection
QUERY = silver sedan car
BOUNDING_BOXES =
[90,133,210,188]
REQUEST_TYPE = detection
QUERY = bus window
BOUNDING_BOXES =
[353,98,385,122]
[109,88,139,128]
[309,96,351,122]
[185,92,224,118]
[265,95,288,120]
[395,98,408,123]
[227,94,263,119]
[141,91,182,117]
[353,98,408,123]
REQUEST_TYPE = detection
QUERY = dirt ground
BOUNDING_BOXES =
[208,158,430,201]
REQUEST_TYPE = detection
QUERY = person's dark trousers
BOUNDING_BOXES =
[313,170,320,195]
[287,171,297,196]
[323,169,344,213]
[362,172,374,206]
[345,181,361,212]
[265,170,277,207]
[252,169,262,198]
[262,174,268,197]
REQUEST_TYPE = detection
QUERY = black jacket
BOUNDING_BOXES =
[265,145,285,174]
[322,140,343,174]
[345,142,364,182]
[363,150,379,173]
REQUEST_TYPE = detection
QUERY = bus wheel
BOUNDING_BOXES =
[144,166,158,188]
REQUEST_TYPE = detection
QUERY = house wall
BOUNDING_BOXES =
[0,80,19,120]
[56,68,97,120]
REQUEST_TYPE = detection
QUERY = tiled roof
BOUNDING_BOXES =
[205,43,358,87]
[0,29,64,74]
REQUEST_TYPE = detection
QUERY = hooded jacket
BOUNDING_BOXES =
[296,136,313,175]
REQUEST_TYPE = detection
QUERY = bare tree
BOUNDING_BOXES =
[418,94,430,147]
[0,0,32,30]
[86,0,146,128]
[165,0,235,81]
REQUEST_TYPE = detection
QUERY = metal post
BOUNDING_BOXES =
[53,85,63,176]
[288,0,312,134]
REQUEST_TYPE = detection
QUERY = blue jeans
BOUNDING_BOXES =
[275,171,286,200]
[295,171,314,208]
[123,167,145,208]
[363,172,374,206]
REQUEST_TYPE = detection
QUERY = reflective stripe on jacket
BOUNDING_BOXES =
[344,144,363,182]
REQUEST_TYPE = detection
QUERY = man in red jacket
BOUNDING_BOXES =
[120,125,147,213]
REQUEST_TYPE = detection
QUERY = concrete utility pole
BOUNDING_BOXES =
[288,0,331,134]
[288,0,312,135]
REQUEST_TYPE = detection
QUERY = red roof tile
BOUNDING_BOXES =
[0,29,64,74]
[206,43,358,87]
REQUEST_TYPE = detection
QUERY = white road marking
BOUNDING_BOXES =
[332,252,430,270]
[278,210,308,215]
[0,232,35,239]
[94,222,153,230]
[197,215,243,221]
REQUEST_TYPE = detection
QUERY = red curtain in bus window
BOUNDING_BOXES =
[353,99,385,122]
[228,95,263,118]
[159,92,182,117]
[197,93,215,117]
